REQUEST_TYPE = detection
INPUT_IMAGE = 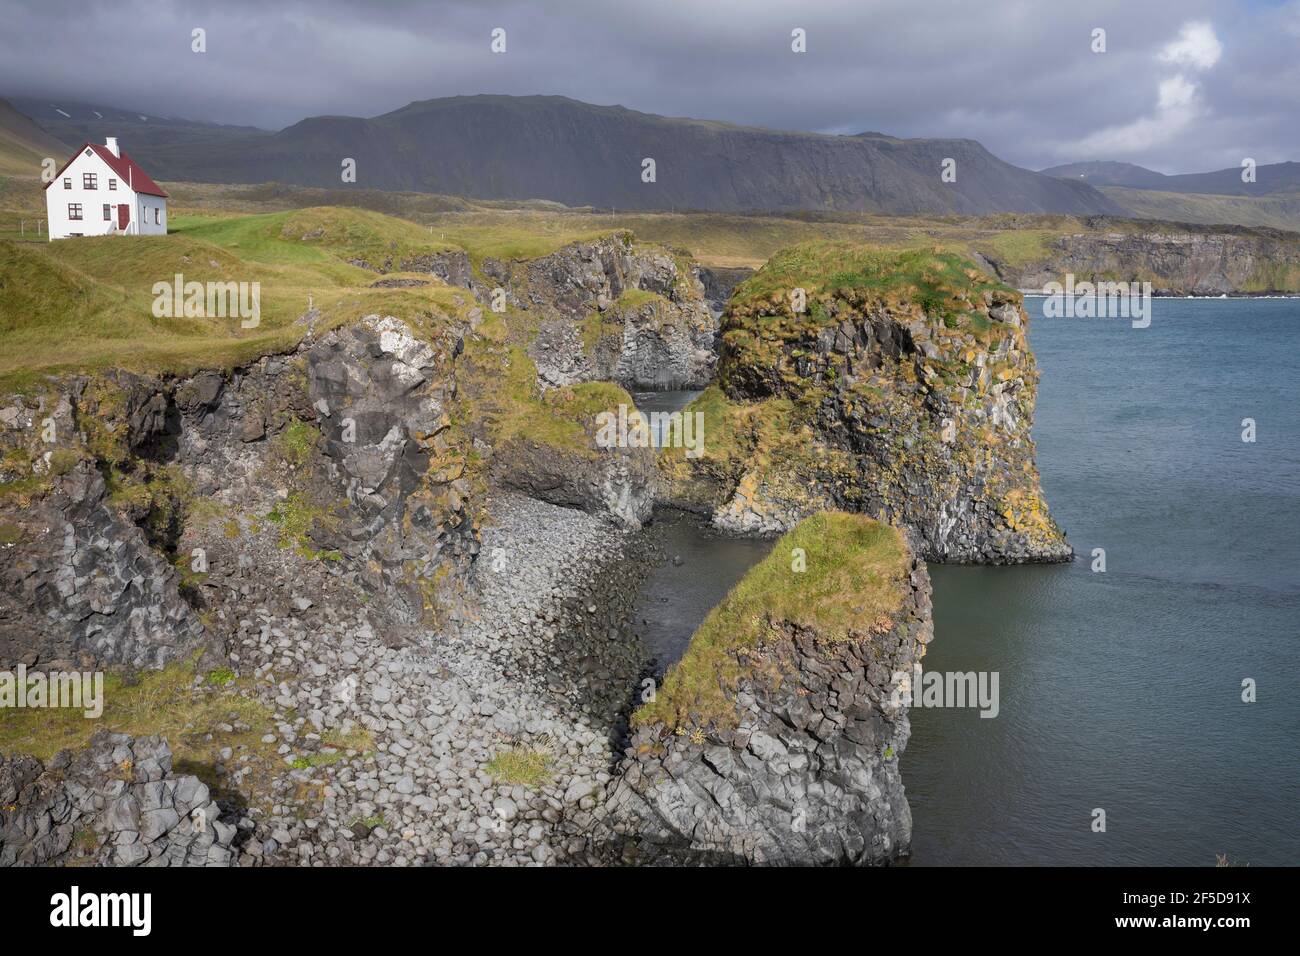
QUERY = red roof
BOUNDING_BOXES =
[43,142,168,198]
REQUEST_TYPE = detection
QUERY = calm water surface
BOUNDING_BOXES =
[906,298,1300,865]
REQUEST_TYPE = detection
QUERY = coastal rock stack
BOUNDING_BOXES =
[664,245,1071,563]
[602,513,932,865]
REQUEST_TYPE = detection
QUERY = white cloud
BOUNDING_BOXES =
[1156,75,1197,111]
[1064,80,1202,157]
[1158,20,1223,71]
[1059,21,1220,158]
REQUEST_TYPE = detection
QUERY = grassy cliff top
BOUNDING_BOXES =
[634,511,911,731]
[172,206,460,269]
[729,242,1015,325]
[0,203,681,390]
[0,206,484,389]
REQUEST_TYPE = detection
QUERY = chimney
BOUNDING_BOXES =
[105,137,120,157]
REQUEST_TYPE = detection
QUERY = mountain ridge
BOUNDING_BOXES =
[15,93,1124,217]
[1043,158,1300,196]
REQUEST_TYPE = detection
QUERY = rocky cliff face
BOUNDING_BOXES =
[987,222,1300,294]
[0,732,236,866]
[0,229,693,675]
[663,245,1071,563]
[519,235,718,391]
[602,513,930,865]
[0,310,483,672]
[0,382,207,670]
[491,425,656,530]
[697,266,756,315]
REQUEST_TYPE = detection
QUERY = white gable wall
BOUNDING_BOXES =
[44,147,167,240]
[137,193,167,235]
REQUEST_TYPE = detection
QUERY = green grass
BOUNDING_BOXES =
[266,490,339,552]
[172,206,458,270]
[462,336,636,457]
[484,746,554,788]
[0,205,477,388]
[204,668,235,687]
[978,229,1055,269]
[273,419,320,469]
[635,512,911,731]
[0,657,277,776]
[732,243,1011,326]
[422,219,620,266]
[613,287,663,309]
[289,751,345,770]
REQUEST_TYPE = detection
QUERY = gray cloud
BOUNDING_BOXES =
[2,0,1297,173]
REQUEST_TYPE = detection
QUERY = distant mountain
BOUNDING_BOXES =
[1043,159,1300,197]
[32,94,1121,216]
[0,97,70,175]
[1039,161,1172,190]
[9,95,267,156]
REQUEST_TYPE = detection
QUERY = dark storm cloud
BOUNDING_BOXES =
[2,0,1297,173]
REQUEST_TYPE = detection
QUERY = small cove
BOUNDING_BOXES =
[628,389,774,674]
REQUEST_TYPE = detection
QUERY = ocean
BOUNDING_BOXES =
[905,296,1300,865]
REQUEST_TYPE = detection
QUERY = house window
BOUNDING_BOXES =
[108,179,117,191]
[68,204,83,221]
[154,208,161,225]
[103,204,112,221]
[63,177,71,189]
[83,172,97,189]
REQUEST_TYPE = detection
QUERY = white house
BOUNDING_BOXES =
[44,137,168,240]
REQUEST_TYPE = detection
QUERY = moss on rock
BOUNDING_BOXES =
[670,242,1069,562]
[635,511,910,730]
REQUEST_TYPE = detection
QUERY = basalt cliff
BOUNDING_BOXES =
[661,244,1071,563]
[977,218,1300,295]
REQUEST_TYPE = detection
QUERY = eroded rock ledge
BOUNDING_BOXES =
[599,512,932,865]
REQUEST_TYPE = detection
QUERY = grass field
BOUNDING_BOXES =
[0,201,480,388]
[5,170,1300,390]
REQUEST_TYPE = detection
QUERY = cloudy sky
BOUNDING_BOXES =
[3,0,1298,173]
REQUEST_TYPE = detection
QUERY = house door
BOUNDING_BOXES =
[117,204,130,230]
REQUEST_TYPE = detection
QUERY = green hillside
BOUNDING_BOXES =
[0,206,478,387]
[0,98,70,176]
